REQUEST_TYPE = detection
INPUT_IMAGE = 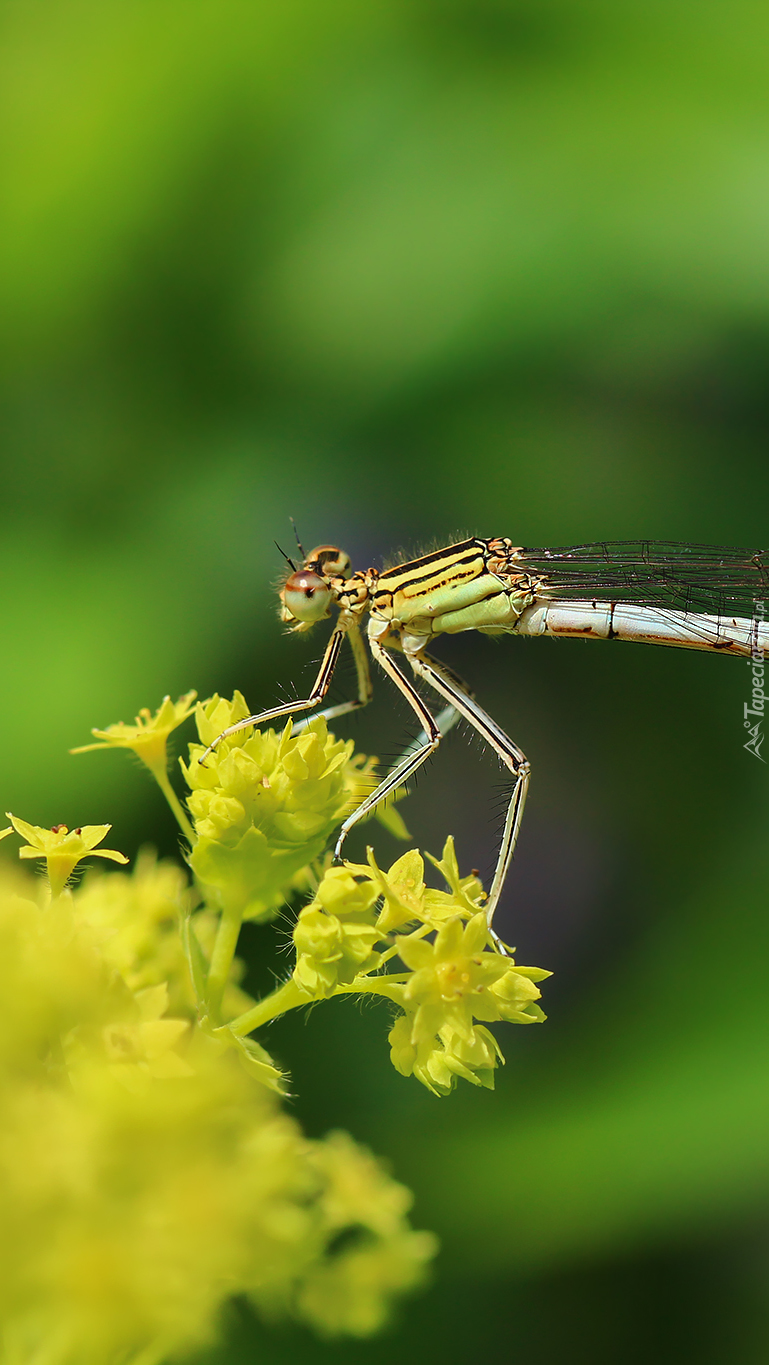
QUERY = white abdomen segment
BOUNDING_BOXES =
[516,598,769,657]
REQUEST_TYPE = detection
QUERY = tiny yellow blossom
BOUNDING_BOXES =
[346,838,486,934]
[6,813,128,898]
[387,914,549,1094]
[398,913,511,1040]
[71,691,197,773]
[71,693,197,840]
[389,1016,504,1096]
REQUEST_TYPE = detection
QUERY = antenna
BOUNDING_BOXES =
[289,517,305,560]
[275,542,297,572]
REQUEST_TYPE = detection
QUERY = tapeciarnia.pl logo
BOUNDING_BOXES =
[744,599,766,762]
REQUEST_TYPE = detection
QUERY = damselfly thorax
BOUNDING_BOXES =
[200,537,769,946]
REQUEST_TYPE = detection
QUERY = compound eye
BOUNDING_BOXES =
[307,545,352,580]
[282,570,333,623]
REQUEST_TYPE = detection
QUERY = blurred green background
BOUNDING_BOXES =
[2,1,769,1360]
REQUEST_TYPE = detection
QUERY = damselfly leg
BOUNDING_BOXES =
[198,621,371,763]
[332,637,443,858]
[330,637,529,952]
[408,651,530,948]
[292,622,373,733]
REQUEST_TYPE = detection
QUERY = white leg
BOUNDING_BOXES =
[407,650,530,945]
[292,621,373,732]
[199,624,348,763]
[332,635,442,858]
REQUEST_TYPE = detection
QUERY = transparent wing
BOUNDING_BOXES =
[518,540,769,619]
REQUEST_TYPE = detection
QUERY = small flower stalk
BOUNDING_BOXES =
[0,686,551,1364]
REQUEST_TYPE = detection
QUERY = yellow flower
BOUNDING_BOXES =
[389,1016,504,1096]
[99,983,193,1091]
[345,838,486,934]
[74,851,253,1022]
[395,913,508,1048]
[0,862,436,1361]
[295,1132,437,1335]
[71,692,197,773]
[6,813,128,898]
[185,696,391,922]
[292,866,382,999]
[71,694,197,841]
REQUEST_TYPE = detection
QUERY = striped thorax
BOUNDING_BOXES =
[279,537,542,647]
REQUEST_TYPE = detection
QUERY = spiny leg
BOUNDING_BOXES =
[293,621,373,733]
[393,654,473,764]
[198,624,349,764]
[407,650,530,948]
[332,636,442,859]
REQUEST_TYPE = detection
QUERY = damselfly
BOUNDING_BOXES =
[200,537,769,942]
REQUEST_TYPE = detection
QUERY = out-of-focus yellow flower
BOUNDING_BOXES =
[101,982,193,1088]
[294,1132,437,1336]
[75,850,252,1021]
[0,862,436,1365]
[6,813,128,898]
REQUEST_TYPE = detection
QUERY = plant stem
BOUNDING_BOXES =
[229,971,409,1037]
[149,766,195,843]
[334,976,408,1002]
[229,978,305,1034]
[206,901,244,1022]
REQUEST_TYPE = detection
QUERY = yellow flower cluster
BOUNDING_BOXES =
[0,857,436,1365]
[293,866,382,997]
[291,841,550,1095]
[67,691,551,1097]
[182,694,388,922]
[30,684,553,1357]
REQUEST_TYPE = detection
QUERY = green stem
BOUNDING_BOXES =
[334,976,408,1002]
[206,901,244,1023]
[148,764,195,843]
[229,971,409,1037]
[229,978,306,1034]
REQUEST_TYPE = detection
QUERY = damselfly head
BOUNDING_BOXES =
[304,546,352,580]
[280,569,333,628]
